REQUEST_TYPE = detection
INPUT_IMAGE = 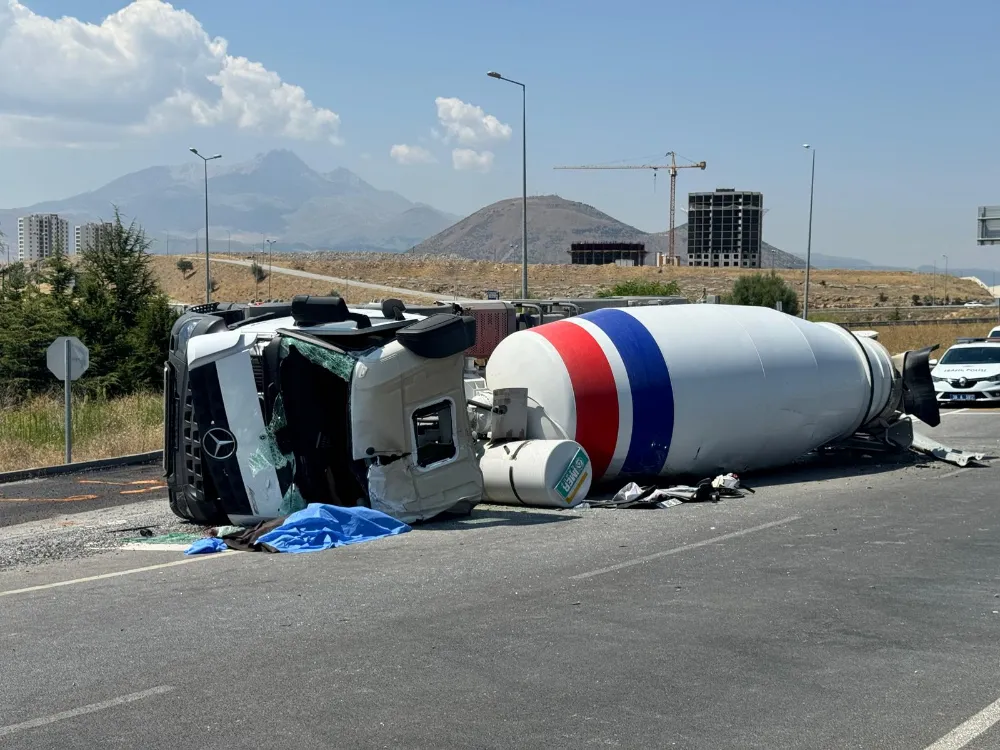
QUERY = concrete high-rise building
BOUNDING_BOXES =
[685,189,763,268]
[17,214,71,263]
[75,222,113,256]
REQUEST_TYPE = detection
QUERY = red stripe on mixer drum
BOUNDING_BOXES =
[531,320,619,479]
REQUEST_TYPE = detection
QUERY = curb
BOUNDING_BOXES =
[0,450,163,485]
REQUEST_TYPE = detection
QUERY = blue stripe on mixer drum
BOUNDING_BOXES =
[583,308,675,476]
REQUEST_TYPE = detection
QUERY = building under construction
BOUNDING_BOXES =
[569,242,647,266]
[686,189,763,268]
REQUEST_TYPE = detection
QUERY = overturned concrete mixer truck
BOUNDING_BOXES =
[164,294,941,527]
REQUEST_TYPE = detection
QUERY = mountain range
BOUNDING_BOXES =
[0,149,460,253]
[1,149,994,286]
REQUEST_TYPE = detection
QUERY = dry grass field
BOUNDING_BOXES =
[870,322,996,356]
[153,252,993,311]
[0,394,163,472]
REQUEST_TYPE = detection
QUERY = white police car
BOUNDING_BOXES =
[931,338,1000,405]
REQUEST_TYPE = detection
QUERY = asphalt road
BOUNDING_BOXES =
[0,412,997,749]
[0,463,165,527]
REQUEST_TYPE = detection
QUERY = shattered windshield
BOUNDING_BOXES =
[939,346,1000,365]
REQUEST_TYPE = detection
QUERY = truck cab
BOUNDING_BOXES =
[164,295,483,526]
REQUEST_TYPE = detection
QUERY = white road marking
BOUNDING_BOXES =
[119,543,194,552]
[0,686,175,738]
[936,468,970,480]
[0,553,234,598]
[923,695,1000,750]
[570,516,801,581]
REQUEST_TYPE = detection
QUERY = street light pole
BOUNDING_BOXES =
[189,147,222,303]
[266,239,276,299]
[802,144,816,320]
[942,253,949,304]
[488,70,528,299]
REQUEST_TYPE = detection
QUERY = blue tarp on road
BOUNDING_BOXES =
[184,537,228,555]
[184,503,412,555]
[257,503,411,553]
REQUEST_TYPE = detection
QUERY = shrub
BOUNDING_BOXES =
[596,279,682,298]
[723,273,800,316]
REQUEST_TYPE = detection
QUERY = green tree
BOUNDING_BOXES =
[0,293,69,397]
[176,258,194,276]
[77,207,159,328]
[123,294,177,390]
[69,207,177,395]
[596,279,682,298]
[724,273,800,316]
[42,238,77,305]
[2,262,30,301]
[250,261,268,283]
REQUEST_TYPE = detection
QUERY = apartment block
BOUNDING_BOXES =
[686,189,763,268]
[17,213,71,262]
[75,222,113,255]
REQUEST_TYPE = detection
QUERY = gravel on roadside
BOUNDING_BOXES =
[0,499,207,572]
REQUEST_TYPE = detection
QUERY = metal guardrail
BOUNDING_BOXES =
[844,317,999,328]
[0,450,163,485]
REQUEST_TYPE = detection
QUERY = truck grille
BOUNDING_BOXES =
[251,353,265,394]
[182,388,206,494]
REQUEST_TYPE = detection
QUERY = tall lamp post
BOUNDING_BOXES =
[265,239,276,299]
[487,70,528,299]
[942,253,949,305]
[189,147,222,303]
[802,144,816,320]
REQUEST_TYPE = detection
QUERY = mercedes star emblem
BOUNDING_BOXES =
[202,427,237,460]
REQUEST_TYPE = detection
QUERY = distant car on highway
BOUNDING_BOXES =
[931,339,1000,405]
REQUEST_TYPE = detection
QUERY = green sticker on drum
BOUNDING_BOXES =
[555,448,589,502]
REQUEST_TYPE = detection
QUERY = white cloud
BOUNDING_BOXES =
[452,148,494,173]
[435,97,511,146]
[390,143,436,165]
[0,0,342,146]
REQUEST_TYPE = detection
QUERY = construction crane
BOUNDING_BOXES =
[554,152,707,263]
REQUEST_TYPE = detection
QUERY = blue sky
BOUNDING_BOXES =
[2,0,1000,270]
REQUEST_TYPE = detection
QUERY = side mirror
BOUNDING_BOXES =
[929,359,938,367]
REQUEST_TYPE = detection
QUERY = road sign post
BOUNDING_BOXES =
[46,336,89,464]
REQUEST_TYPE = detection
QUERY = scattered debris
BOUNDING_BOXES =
[587,475,752,510]
[107,526,155,537]
[909,430,987,467]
